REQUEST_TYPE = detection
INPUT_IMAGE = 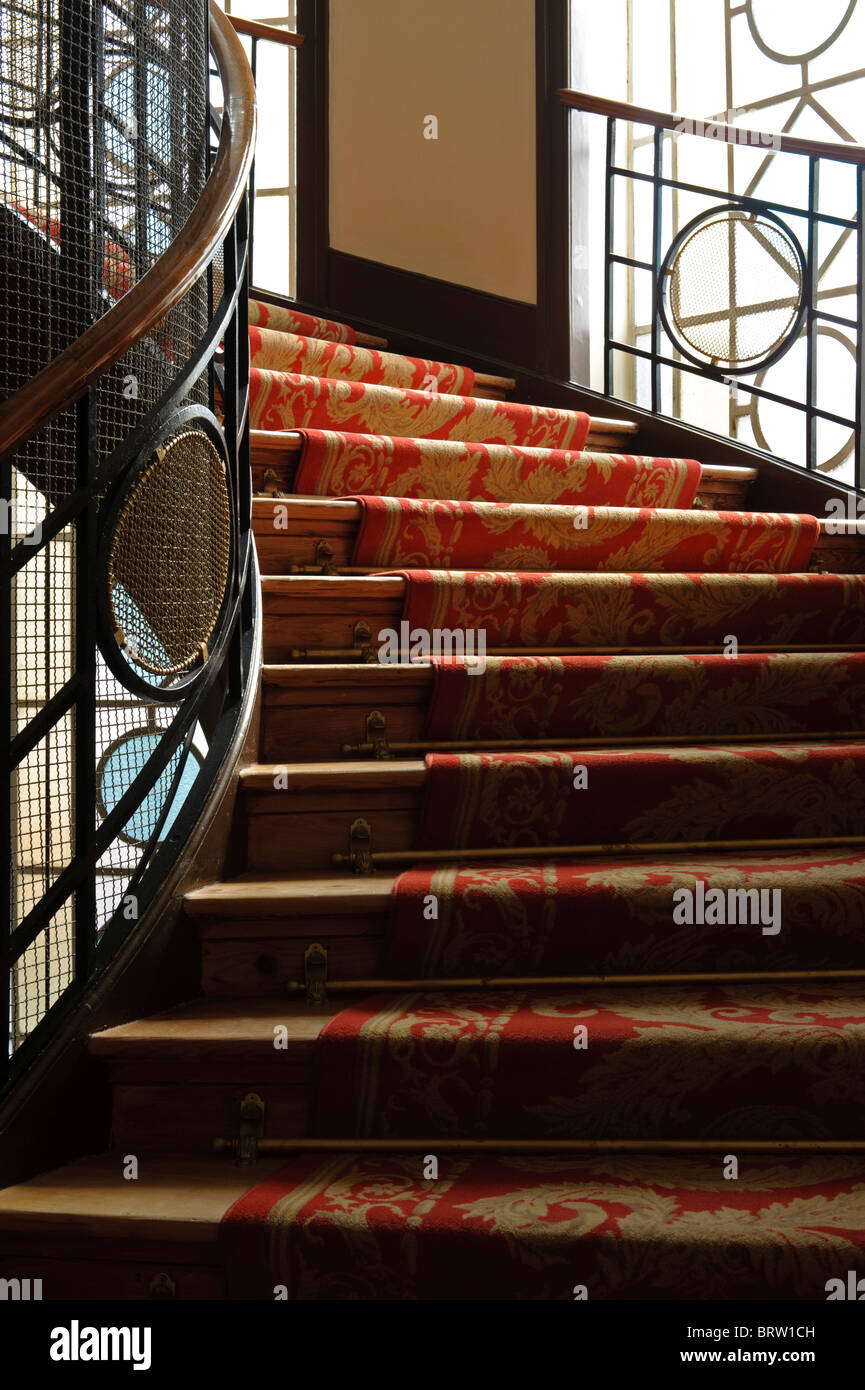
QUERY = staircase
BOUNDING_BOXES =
[2,297,865,1302]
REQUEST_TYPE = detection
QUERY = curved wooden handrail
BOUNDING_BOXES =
[0,2,257,464]
[227,15,303,47]
[558,88,865,166]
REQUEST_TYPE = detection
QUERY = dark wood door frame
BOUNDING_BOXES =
[534,0,572,380]
[295,0,329,305]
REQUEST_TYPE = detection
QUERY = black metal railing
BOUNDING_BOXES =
[560,91,865,489]
[1,1,256,1088]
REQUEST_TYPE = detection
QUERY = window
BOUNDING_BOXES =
[218,0,298,296]
[572,0,865,479]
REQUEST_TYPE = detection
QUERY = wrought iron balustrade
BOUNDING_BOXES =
[560,90,865,488]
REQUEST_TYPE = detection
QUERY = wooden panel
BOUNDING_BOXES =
[185,871,398,918]
[327,250,539,369]
[0,1254,226,1301]
[201,927,383,996]
[261,666,430,760]
[110,1081,312,1151]
[247,805,420,872]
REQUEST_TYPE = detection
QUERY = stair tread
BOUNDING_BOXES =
[89,997,340,1056]
[0,1154,282,1240]
[241,740,865,791]
[88,981,865,1061]
[186,871,396,915]
[239,759,427,788]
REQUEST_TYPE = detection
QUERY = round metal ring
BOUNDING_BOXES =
[97,407,236,702]
[658,204,807,376]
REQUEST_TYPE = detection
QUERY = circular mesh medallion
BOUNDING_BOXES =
[107,429,231,676]
[660,208,805,372]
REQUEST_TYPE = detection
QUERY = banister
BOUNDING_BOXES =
[227,15,303,47]
[0,1,257,465]
[557,88,865,166]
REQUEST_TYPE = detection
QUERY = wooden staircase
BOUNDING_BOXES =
[2,309,865,1302]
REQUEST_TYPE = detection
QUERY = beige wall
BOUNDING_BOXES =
[329,0,537,304]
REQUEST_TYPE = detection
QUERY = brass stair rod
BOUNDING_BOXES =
[213,1136,865,1156]
[285,967,865,996]
[333,833,865,869]
[290,642,865,660]
[343,729,863,756]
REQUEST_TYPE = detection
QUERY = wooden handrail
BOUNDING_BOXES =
[227,15,303,47]
[558,88,865,166]
[0,2,257,464]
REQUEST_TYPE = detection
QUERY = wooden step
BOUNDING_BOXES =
[237,750,865,875]
[261,663,431,760]
[813,521,865,574]
[88,998,342,1152]
[186,872,393,994]
[261,575,404,663]
[0,1153,282,1299]
[260,573,865,664]
[251,477,772,576]
[249,417,642,488]
[258,652,865,763]
[239,759,424,872]
[469,371,517,401]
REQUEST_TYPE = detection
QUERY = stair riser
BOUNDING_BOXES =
[263,593,402,664]
[262,688,424,761]
[245,787,419,872]
[252,484,761,577]
[201,923,381,995]
[260,674,865,763]
[244,749,865,869]
[0,1251,225,1301]
[196,911,865,997]
[99,1031,865,1143]
[108,1077,310,1152]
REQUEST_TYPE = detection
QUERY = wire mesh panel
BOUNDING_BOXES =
[107,427,232,677]
[0,0,256,1077]
[661,208,806,371]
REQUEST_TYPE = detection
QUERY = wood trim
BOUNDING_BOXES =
[558,88,865,166]
[226,15,303,47]
[0,3,257,463]
[295,0,329,304]
[327,250,538,366]
[534,0,571,378]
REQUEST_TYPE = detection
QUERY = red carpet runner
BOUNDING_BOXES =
[383,851,865,976]
[310,981,865,1139]
[395,570,865,649]
[249,370,590,448]
[421,651,865,741]
[219,297,865,1300]
[248,297,358,343]
[250,326,475,395]
[220,1152,865,1300]
[412,744,865,850]
[293,429,703,508]
[349,496,818,573]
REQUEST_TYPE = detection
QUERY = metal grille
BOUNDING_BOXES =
[0,0,209,501]
[107,428,231,675]
[664,209,805,368]
[3,0,222,1066]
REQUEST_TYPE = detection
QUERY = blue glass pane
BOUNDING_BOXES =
[100,733,200,846]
